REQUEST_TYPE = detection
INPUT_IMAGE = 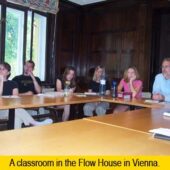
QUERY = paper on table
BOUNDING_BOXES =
[84,92,98,96]
[1,95,20,98]
[149,128,170,137]
[163,112,170,117]
[75,93,87,97]
[144,99,160,104]
[37,92,64,98]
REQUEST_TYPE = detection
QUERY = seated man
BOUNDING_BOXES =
[13,60,41,95]
[152,58,170,102]
[13,60,46,115]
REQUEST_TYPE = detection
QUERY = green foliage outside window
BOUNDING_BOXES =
[5,12,19,77]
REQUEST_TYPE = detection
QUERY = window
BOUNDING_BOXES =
[26,11,32,61]
[2,5,47,81]
[32,13,46,81]
[26,12,47,81]
[5,7,24,79]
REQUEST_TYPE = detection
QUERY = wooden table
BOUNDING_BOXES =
[0,95,100,109]
[101,96,165,108]
[1,95,170,155]
[85,108,170,133]
[0,119,170,155]
[0,95,100,129]
[0,95,166,110]
[1,94,170,129]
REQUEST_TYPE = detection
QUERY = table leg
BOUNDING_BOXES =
[8,109,15,130]
[130,106,135,110]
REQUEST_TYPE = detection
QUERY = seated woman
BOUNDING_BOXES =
[113,66,143,113]
[83,65,110,117]
[0,62,52,129]
[56,66,76,121]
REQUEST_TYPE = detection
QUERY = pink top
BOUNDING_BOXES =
[119,79,143,99]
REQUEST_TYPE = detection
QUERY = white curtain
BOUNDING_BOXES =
[7,0,59,14]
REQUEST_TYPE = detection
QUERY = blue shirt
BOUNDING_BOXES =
[152,73,170,102]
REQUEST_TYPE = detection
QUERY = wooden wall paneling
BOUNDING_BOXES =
[150,8,170,89]
[57,0,163,90]
[136,3,151,90]
[104,32,120,79]
[45,13,58,85]
[152,0,170,8]
[120,31,136,76]
[159,12,170,62]
[58,13,75,68]
[56,1,82,76]
[84,5,142,83]
[77,12,92,76]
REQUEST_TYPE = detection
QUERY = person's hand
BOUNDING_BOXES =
[68,88,74,96]
[28,71,33,77]
[0,75,4,82]
[69,88,74,94]
[28,71,36,80]
[152,93,165,101]
[130,75,136,83]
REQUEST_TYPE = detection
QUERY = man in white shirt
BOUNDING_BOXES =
[152,58,170,102]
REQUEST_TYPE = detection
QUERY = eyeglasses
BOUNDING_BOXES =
[161,65,170,69]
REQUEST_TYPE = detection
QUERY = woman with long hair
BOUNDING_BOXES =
[114,66,143,113]
[83,65,110,117]
[56,66,76,121]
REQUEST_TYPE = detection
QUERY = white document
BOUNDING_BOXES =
[144,99,160,104]
[84,92,98,96]
[149,128,170,137]
[75,93,87,97]
[163,112,170,117]
[37,92,64,98]
[1,95,20,98]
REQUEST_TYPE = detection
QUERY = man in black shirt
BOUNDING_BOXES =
[13,60,42,95]
[0,62,52,128]
[12,60,44,116]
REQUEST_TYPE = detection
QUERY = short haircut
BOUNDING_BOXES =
[162,58,170,63]
[26,60,35,68]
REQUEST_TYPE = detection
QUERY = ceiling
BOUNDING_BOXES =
[68,0,107,5]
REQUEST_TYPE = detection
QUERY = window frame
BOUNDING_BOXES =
[0,2,48,82]
[31,11,48,81]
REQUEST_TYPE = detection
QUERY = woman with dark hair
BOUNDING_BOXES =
[56,66,76,121]
[114,66,143,113]
[0,62,53,129]
[56,66,76,91]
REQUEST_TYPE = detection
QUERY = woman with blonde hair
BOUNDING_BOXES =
[83,65,110,117]
[114,66,143,113]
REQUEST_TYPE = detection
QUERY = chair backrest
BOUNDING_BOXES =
[142,92,152,99]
